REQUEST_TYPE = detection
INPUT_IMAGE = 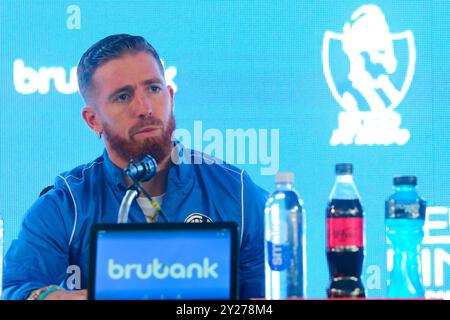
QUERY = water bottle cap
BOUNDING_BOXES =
[275,172,294,184]
[335,163,353,175]
[393,176,417,186]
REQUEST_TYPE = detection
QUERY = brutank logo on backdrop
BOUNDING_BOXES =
[13,59,177,95]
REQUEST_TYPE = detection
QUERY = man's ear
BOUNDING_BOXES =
[82,105,103,134]
[167,85,175,112]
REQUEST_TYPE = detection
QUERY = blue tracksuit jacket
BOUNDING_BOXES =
[3,147,267,300]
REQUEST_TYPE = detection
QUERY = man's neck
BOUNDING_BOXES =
[140,164,169,197]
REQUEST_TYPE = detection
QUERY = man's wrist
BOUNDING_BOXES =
[27,285,61,300]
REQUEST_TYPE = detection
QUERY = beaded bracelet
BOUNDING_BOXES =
[27,285,60,300]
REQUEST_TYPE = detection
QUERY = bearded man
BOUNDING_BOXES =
[3,34,267,300]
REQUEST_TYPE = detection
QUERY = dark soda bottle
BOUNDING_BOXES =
[326,163,366,298]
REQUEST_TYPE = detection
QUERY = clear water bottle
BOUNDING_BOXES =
[385,176,426,298]
[264,172,305,299]
[0,215,3,298]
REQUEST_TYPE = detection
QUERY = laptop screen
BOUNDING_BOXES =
[88,223,238,300]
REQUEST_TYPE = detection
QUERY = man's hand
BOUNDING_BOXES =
[44,289,87,300]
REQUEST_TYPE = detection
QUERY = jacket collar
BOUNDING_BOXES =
[102,141,194,193]
[102,149,128,191]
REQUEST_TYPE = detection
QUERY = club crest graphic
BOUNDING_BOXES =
[322,4,416,146]
[184,213,214,223]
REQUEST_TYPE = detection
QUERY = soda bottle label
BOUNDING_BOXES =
[267,241,291,271]
[327,217,363,249]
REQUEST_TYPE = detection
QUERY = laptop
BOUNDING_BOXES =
[88,222,239,300]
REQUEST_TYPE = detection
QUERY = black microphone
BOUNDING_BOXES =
[124,155,157,182]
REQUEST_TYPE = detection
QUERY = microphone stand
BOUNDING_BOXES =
[118,186,139,224]
[117,177,169,223]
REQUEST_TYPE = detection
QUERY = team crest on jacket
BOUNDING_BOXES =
[184,213,214,223]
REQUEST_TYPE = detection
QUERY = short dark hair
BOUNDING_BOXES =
[77,34,164,103]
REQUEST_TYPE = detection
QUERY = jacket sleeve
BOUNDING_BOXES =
[238,171,268,299]
[2,188,73,300]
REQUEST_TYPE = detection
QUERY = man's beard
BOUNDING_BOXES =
[103,112,176,164]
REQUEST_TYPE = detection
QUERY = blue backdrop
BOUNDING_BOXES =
[1,0,449,298]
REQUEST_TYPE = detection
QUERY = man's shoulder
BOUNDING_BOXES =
[185,149,268,196]
[29,155,105,219]
[186,149,244,181]
[55,155,105,187]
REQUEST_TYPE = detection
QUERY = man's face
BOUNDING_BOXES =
[88,52,175,165]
